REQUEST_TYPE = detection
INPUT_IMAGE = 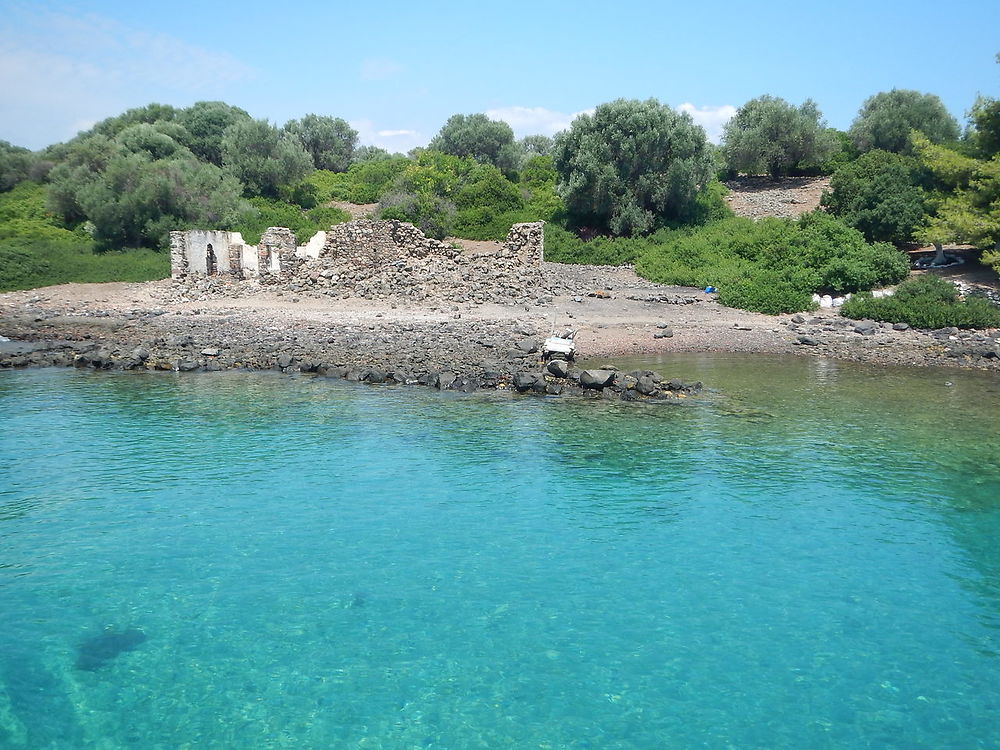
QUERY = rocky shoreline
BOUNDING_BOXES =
[0,303,704,403]
[2,265,999,402]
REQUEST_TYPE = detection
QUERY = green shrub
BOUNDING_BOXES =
[229,197,349,244]
[542,225,656,265]
[716,272,817,315]
[455,163,523,213]
[378,191,456,240]
[306,205,351,229]
[320,156,412,203]
[841,275,1000,329]
[304,169,352,202]
[634,212,909,313]
[0,220,167,291]
[820,150,927,243]
[0,182,53,223]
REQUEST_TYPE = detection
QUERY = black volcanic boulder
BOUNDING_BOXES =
[579,369,616,389]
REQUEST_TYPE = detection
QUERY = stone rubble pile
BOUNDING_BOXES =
[168,220,548,306]
[724,176,830,220]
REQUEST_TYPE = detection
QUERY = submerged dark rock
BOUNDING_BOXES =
[75,627,147,671]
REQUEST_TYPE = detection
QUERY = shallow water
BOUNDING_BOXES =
[1,356,998,749]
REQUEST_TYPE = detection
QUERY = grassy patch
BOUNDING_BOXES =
[0,183,168,291]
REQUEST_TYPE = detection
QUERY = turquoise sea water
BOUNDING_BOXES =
[1,355,999,749]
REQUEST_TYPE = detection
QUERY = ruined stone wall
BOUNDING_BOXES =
[170,219,546,305]
[292,219,545,304]
[170,229,249,278]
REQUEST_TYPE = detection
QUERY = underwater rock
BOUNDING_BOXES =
[75,627,147,671]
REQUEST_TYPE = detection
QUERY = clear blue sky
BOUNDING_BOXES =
[2,0,998,151]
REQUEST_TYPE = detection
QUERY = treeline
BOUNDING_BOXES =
[1,65,998,324]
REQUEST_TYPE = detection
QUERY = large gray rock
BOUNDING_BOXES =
[635,376,659,395]
[546,359,569,378]
[579,369,616,389]
[513,372,538,392]
[516,337,539,353]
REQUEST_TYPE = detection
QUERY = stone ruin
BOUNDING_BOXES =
[169,220,545,304]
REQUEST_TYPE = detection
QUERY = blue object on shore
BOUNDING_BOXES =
[704,286,716,293]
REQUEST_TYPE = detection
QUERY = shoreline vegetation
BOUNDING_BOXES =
[2,81,999,383]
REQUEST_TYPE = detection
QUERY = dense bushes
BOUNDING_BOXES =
[308,158,410,204]
[542,225,662,265]
[821,150,927,243]
[0,183,167,291]
[378,191,457,240]
[230,198,349,245]
[841,275,1000,329]
[635,212,910,314]
[371,151,562,241]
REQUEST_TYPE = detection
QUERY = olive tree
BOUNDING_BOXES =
[428,113,519,176]
[177,101,252,165]
[284,114,358,172]
[552,98,715,236]
[0,141,36,191]
[722,96,835,178]
[221,119,313,198]
[849,89,960,154]
[74,154,248,249]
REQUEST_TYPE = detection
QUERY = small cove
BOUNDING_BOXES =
[1,355,998,748]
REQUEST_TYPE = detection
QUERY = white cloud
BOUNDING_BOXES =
[676,103,737,144]
[484,106,593,138]
[0,4,254,148]
[360,58,404,81]
[351,119,425,153]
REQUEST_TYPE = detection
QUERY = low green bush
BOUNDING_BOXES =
[634,212,909,314]
[305,158,411,204]
[841,275,1000,329]
[717,272,816,315]
[542,225,659,265]
[378,191,457,240]
[228,197,349,244]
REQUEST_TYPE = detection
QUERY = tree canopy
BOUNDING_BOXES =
[912,132,1000,252]
[849,89,960,154]
[428,113,519,177]
[176,101,252,165]
[552,98,715,236]
[722,96,835,178]
[0,141,39,192]
[221,119,314,198]
[284,114,358,172]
